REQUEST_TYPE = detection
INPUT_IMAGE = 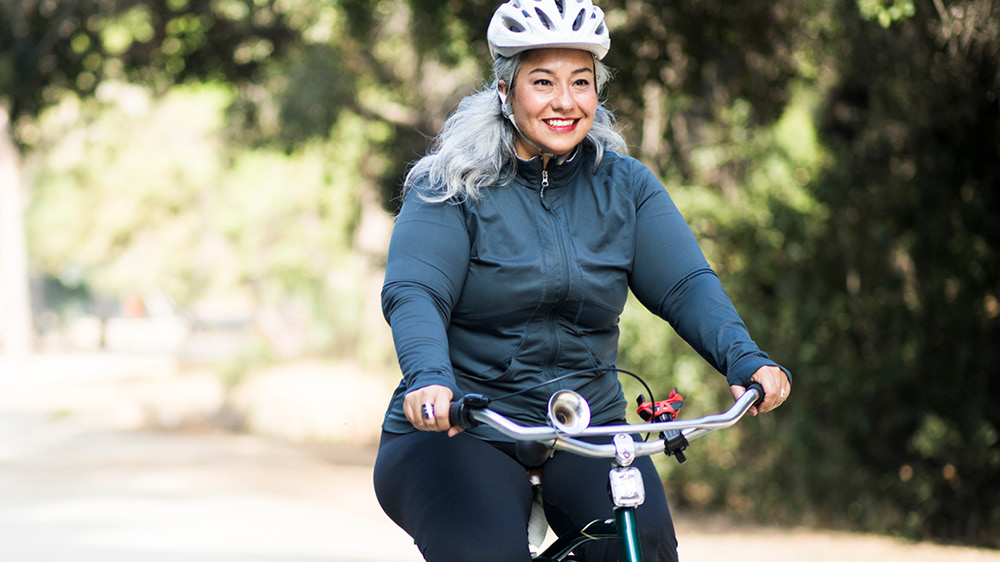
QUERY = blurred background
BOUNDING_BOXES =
[1,0,997,552]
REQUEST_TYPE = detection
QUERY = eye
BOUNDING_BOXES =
[533,79,553,87]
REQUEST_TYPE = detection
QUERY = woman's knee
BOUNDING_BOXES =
[373,431,535,562]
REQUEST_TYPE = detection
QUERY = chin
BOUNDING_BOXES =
[543,141,581,155]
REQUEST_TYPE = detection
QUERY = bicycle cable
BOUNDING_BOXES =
[487,366,659,439]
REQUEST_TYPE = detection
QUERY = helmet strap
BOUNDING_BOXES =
[498,88,514,118]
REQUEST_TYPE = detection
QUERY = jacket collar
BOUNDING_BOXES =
[514,145,589,190]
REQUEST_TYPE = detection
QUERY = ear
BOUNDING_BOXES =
[497,80,514,118]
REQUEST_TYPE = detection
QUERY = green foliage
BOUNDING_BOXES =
[28,83,231,301]
[10,0,1000,548]
[1,0,303,122]
[616,80,833,517]
[26,82,388,356]
[782,0,1000,544]
[594,0,998,546]
[856,0,915,28]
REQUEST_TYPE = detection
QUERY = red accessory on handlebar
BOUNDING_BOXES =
[636,389,683,422]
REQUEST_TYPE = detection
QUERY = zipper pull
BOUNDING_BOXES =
[540,169,551,211]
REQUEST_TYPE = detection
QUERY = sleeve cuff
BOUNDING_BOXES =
[725,359,792,388]
[408,372,462,398]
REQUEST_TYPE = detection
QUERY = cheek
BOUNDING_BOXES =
[514,94,545,119]
[573,90,598,116]
[512,107,534,132]
[579,106,598,130]
[508,95,532,122]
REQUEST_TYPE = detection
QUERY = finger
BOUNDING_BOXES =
[433,395,452,430]
[755,370,789,414]
[770,376,790,412]
[402,398,419,427]
[404,390,439,430]
[403,401,425,429]
[730,385,758,416]
[730,385,746,401]
[421,400,438,426]
[423,393,444,430]
[757,382,780,414]
[777,384,790,403]
[405,385,454,432]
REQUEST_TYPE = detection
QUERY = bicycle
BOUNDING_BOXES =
[447,380,766,562]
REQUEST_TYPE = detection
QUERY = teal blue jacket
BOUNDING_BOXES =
[380,147,787,441]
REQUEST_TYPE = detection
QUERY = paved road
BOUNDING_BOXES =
[0,353,421,561]
[2,353,998,562]
[0,411,422,562]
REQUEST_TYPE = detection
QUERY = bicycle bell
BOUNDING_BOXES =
[547,389,592,435]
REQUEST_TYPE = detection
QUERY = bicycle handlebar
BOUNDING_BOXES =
[449,383,764,458]
[449,383,764,461]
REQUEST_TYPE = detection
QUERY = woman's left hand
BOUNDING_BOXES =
[730,365,790,416]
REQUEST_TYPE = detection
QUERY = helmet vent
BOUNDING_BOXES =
[502,16,526,33]
[534,7,555,30]
[487,0,611,60]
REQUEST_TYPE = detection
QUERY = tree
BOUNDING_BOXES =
[8,0,999,544]
[787,0,1000,544]
[378,0,1000,544]
[0,100,31,355]
[0,0,302,354]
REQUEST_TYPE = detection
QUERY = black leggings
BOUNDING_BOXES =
[373,430,679,562]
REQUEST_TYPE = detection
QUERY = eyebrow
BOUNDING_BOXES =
[527,67,595,77]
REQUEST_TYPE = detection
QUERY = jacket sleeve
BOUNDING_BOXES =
[626,164,790,387]
[380,189,470,396]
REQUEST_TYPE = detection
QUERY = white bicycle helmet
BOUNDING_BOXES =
[487,0,611,60]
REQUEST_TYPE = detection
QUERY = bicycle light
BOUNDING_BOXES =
[548,390,591,435]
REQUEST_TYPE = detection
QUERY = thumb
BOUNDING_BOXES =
[730,384,758,416]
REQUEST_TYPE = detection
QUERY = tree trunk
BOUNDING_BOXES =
[0,102,34,357]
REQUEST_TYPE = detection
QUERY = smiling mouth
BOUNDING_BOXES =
[544,118,579,130]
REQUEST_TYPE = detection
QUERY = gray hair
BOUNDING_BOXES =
[404,53,628,203]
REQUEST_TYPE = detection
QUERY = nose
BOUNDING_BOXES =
[550,84,575,112]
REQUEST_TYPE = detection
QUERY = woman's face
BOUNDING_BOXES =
[503,48,598,162]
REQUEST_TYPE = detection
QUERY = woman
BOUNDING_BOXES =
[374,1,791,561]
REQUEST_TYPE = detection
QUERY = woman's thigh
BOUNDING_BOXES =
[540,446,679,562]
[373,431,535,562]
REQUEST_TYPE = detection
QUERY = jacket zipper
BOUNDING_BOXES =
[538,163,571,376]
[540,169,551,211]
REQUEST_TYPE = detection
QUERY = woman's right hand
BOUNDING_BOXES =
[403,384,462,436]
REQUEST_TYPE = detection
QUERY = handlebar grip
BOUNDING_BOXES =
[747,383,765,406]
[448,393,491,429]
[448,401,468,428]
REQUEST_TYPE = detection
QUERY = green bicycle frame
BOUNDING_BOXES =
[615,506,644,562]
[532,506,644,561]
[450,384,764,562]
[534,433,648,561]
